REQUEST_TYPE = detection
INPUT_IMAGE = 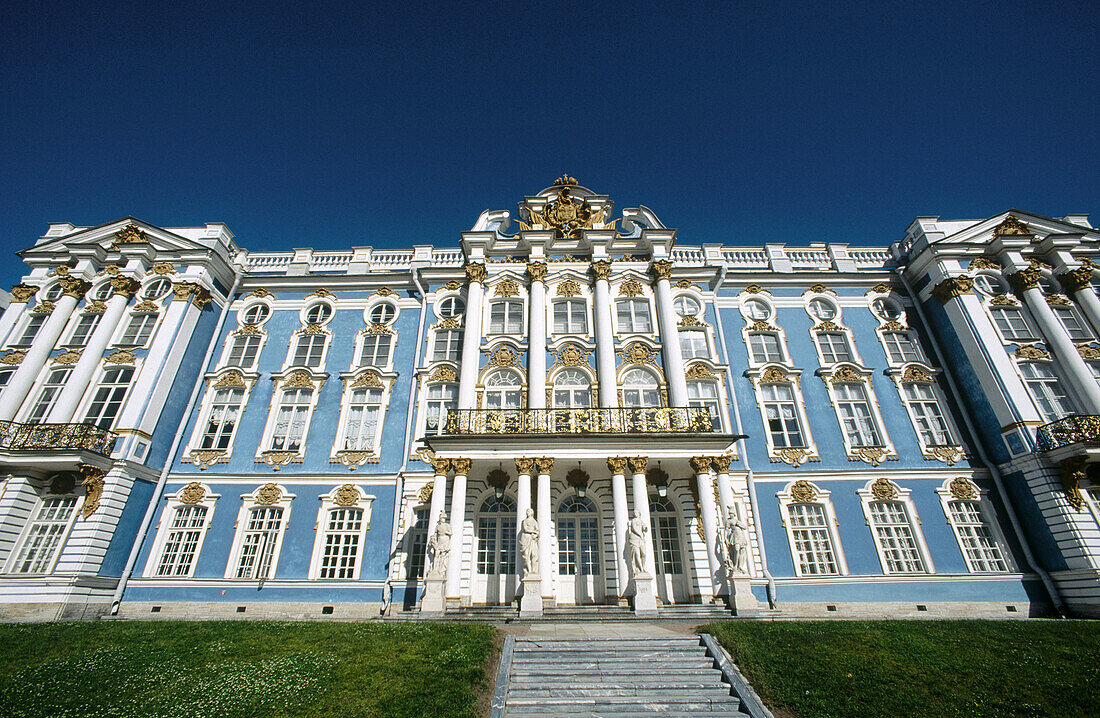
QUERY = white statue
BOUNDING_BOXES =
[520,508,539,577]
[426,512,451,578]
[724,505,749,575]
[626,510,648,576]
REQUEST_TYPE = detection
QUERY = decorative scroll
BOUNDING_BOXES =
[869,478,898,501]
[258,450,302,471]
[622,342,655,365]
[988,294,1019,306]
[53,350,82,365]
[429,365,457,382]
[443,280,462,291]
[556,344,587,367]
[993,215,1029,236]
[927,445,963,465]
[790,480,816,502]
[214,370,247,388]
[805,284,836,295]
[112,224,148,246]
[179,482,207,504]
[556,279,581,296]
[899,366,934,384]
[824,365,865,383]
[104,350,136,365]
[10,284,38,303]
[740,285,769,295]
[772,448,815,467]
[619,278,644,297]
[334,450,378,469]
[187,450,228,470]
[968,257,1001,271]
[1015,345,1051,360]
[590,260,612,281]
[685,363,718,380]
[151,262,177,276]
[79,465,107,518]
[949,477,977,500]
[488,345,518,367]
[335,484,361,506]
[494,279,520,297]
[351,371,383,388]
[255,483,282,505]
[849,446,891,466]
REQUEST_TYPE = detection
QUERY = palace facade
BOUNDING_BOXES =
[1,179,1099,621]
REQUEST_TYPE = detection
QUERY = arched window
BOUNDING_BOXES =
[369,303,396,324]
[304,302,334,325]
[557,496,599,576]
[621,368,660,407]
[477,495,516,575]
[649,495,683,574]
[553,369,591,408]
[436,296,465,318]
[484,370,522,410]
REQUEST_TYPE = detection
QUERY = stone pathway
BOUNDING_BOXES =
[492,634,772,717]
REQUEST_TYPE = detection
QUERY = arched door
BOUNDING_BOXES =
[650,495,690,603]
[473,495,517,605]
[556,496,604,604]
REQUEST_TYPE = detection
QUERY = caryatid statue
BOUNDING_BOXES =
[519,508,539,577]
[426,511,452,578]
[626,509,649,577]
[724,505,749,576]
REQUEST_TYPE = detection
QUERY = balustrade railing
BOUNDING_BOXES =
[1036,415,1100,452]
[0,421,118,456]
[445,407,713,435]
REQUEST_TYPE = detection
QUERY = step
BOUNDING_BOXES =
[508,673,726,684]
[509,667,724,680]
[506,712,749,718]
[504,696,745,712]
[515,637,702,646]
[507,685,733,699]
[509,657,717,670]
[512,645,707,656]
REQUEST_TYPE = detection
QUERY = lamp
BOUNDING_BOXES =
[495,484,505,500]
[566,466,589,500]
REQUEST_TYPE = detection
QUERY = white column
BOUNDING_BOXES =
[0,278,88,421]
[47,278,140,423]
[1058,265,1100,339]
[651,260,688,406]
[591,261,618,408]
[445,457,469,598]
[691,456,723,597]
[0,284,37,347]
[608,457,630,597]
[515,458,532,574]
[426,459,449,562]
[713,456,735,520]
[457,263,486,410]
[1011,271,1100,413]
[628,456,658,594]
[527,262,547,409]
[535,457,554,600]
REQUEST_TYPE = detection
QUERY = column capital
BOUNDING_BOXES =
[515,457,535,475]
[627,456,647,474]
[590,259,612,281]
[930,275,974,303]
[534,456,554,475]
[109,276,143,298]
[58,277,92,299]
[430,458,450,475]
[711,455,734,473]
[9,284,37,304]
[172,281,213,308]
[465,262,487,284]
[1057,264,1094,294]
[607,456,628,474]
[650,259,674,281]
[689,456,712,474]
[451,457,472,475]
[526,261,547,282]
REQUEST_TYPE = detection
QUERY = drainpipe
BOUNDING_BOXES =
[894,265,1065,615]
[382,266,428,614]
[712,264,777,608]
[108,271,242,615]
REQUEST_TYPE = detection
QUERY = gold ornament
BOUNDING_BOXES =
[806,284,836,295]
[112,224,148,245]
[712,455,734,473]
[899,366,934,384]
[30,300,56,314]
[515,457,535,474]
[489,345,518,367]
[689,456,712,474]
[949,477,977,500]
[58,277,91,298]
[10,284,37,303]
[214,370,247,388]
[494,279,520,297]
[180,482,207,504]
[527,185,595,237]
[685,363,718,380]
[307,289,336,299]
[429,365,457,382]
[526,262,548,282]
[534,456,554,474]
[430,458,450,475]
[988,293,1019,306]
[590,260,612,281]
[931,276,974,303]
[418,484,434,503]
[619,279,644,297]
[773,448,811,467]
[1015,345,1051,360]
[790,480,816,502]
[1007,268,1042,292]
[558,345,586,367]
[104,350,136,365]
[850,447,888,466]
[451,457,472,475]
[151,262,177,276]
[334,450,378,469]
[606,456,628,474]
[255,483,282,505]
[993,215,1029,236]
[968,257,1001,271]
[869,478,898,501]
[623,342,655,365]
[465,263,487,283]
[556,279,581,296]
[53,350,82,365]
[334,484,361,506]
[283,370,316,388]
[0,350,27,365]
[351,371,383,388]
[650,260,674,281]
[760,366,790,384]
[79,465,107,518]
[928,446,963,465]
[826,365,864,383]
[187,450,227,470]
[1057,266,1093,294]
[1077,345,1100,360]
[443,280,462,291]
[627,456,647,474]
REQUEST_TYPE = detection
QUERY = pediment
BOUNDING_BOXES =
[934,210,1099,246]
[23,217,211,257]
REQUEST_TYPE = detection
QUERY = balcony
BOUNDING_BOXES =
[445,407,714,435]
[1036,415,1100,453]
[0,421,118,457]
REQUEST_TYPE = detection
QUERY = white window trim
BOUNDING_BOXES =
[612,278,656,336]
[889,367,965,461]
[486,297,528,336]
[986,299,1038,344]
[330,369,395,465]
[746,366,820,465]
[364,298,400,326]
[777,480,848,577]
[217,326,269,372]
[308,485,376,580]
[550,296,592,337]
[223,484,295,580]
[812,329,860,367]
[183,370,257,466]
[17,364,76,423]
[143,483,220,578]
[112,310,161,349]
[1014,357,1076,422]
[856,479,934,575]
[549,364,598,408]
[876,325,925,365]
[683,361,732,433]
[353,325,396,371]
[4,486,81,575]
[935,477,1015,573]
[256,370,326,463]
[282,326,332,372]
[8,313,47,348]
[429,325,464,363]
[76,362,138,430]
[433,290,467,322]
[678,326,714,361]
[821,366,898,464]
[63,311,103,348]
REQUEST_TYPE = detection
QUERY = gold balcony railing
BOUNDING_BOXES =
[0,421,118,457]
[445,407,714,435]
[1036,415,1100,452]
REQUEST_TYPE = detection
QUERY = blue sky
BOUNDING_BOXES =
[0,1,1096,289]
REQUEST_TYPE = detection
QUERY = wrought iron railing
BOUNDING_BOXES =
[0,421,118,457]
[1036,415,1100,452]
[445,407,714,435]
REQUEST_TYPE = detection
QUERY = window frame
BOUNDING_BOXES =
[552,298,589,335]
[748,331,784,364]
[936,478,1013,574]
[1018,360,1075,422]
[23,366,74,423]
[331,371,392,461]
[308,485,375,580]
[422,381,458,437]
[431,328,463,363]
[897,377,958,451]
[989,304,1037,342]
[5,488,80,575]
[814,331,854,365]
[857,479,934,575]
[287,329,330,369]
[81,365,134,430]
[144,483,219,579]
[615,298,654,334]
[117,311,159,347]
[777,481,848,577]
[488,299,525,335]
[224,485,294,581]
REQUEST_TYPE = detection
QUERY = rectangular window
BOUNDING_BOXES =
[406,508,429,579]
[553,299,588,334]
[616,299,652,333]
[816,333,853,364]
[947,500,1008,572]
[687,380,722,431]
[489,301,523,334]
[902,383,953,446]
[319,508,364,579]
[834,382,883,447]
[1020,362,1074,422]
[235,507,284,580]
[343,387,383,450]
[748,333,783,363]
[651,515,684,574]
[883,331,921,363]
[432,329,463,362]
[68,314,101,347]
[226,334,262,368]
[425,383,458,435]
[83,367,133,430]
[868,501,925,573]
[990,306,1036,341]
[27,367,73,423]
[200,387,245,450]
[15,315,45,346]
[9,496,78,574]
[787,502,839,576]
[120,313,158,346]
[155,505,209,577]
[271,388,312,451]
[292,334,326,367]
[762,383,805,448]
[0,369,13,389]
[1054,306,1093,341]
[476,517,517,575]
[358,334,392,366]
[679,331,710,359]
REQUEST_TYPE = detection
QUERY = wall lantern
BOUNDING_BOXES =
[566,467,590,500]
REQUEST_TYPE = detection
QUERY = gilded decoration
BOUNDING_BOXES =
[53,350,82,365]
[104,350,136,365]
[258,450,301,470]
[749,320,778,332]
[679,315,706,327]
[1015,345,1051,360]
[619,278,644,297]
[30,300,56,314]
[83,300,107,314]
[850,446,890,466]
[927,445,963,465]
[444,280,462,291]
[1058,458,1087,511]
[132,299,159,312]
[623,342,655,365]
[1057,266,1093,294]
[489,345,519,368]
[869,283,891,294]
[806,284,836,295]
[685,363,718,380]
[740,285,770,295]
[556,279,581,297]
[1030,259,1053,270]
[307,289,336,299]
[1007,268,1042,292]
[650,260,674,281]
[214,370,247,388]
[534,456,554,474]
[151,262,177,276]
[591,260,612,281]
[187,450,227,470]
[1078,345,1100,360]
[515,457,535,475]
[968,257,1001,271]
[689,456,712,474]
[429,365,457,382]
[712,455,734,473]
[334,450,378,469]
[773,448,813,467]
[899,366,934,384]
[465,262,487,284]
[526,262,548,282]
[352,371,383,388]
[301,323,324,334]
[367,323,391,335]
[494,279,520,297]
[869,478,899,501]
[676,280,701,290]
[525,185,597,238]
[607,456,628,474]
[437,317,460,329]
[334,484,361,507]
[1046,294,1072,306]
[236,324,262,335]
[172,281,213,308]
[880,320,906,332]
[46,265,71,277]
[255,483,282,505]
[179,482,207,504]
[0,350,26,365]
[931,276,974,303]
[554,174,578,186]
[418,484,433,503]
[949,477,977,500]
[58,277,92,298]
[760,366,790,384]
[79,465,106,518]
[993,215,1029,236]
[112,224,148,246]
[430,458,450,475]
[373,287,395,297]
[10,284,37,303]
[627,456,647,474]
[790,480,817,502]
[247,289,274,298]
[814,320,842,332]
[283,370,317,388]
[825,365,865,384]
[557,345,587,368]
[988,293,1019,306]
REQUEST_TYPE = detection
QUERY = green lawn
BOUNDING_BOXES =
[703,619,1100,718]
[0,620,498,718]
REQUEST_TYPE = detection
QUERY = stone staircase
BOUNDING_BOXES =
[494,635,769,717]
[402,602,731,622]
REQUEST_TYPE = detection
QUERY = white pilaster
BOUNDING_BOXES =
[445,458,469,598]
[628,457,658,595]
[591,261,618,408]
[608,457,630,597]
[0,284,37,347]
[527,263,547,409]
[536,457,554,600]
[652,261,688,406]
[457,263,486,410]
[691,457,722,597]
[1057,265,1100,341]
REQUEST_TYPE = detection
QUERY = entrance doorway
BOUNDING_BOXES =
[473,496,517,605]
[556,495,604,604]
[650,495,690,603]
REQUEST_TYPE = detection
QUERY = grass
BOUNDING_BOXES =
[702,619,1100,718]
[0,620,498,718]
